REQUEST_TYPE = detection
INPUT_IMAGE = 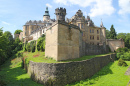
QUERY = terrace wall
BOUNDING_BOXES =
[27,53,116,86]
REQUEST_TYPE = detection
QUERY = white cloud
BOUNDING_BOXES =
[1,21,10,25]
[118,0,130,15]
[46,3,52,8]
[53,0,115,17]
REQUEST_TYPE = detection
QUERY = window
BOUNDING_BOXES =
[92,29,94,33]
[97,30,99,34]
[78,23,80,28]
[97,35,99,40]
[32,27,33,30]
[25,26,27,30]
[25,32,26,35]
[90,35,94,40]
[81,24,84,28]
[90,29,94,33]
[93,36,94,39]
[90,29,91,33]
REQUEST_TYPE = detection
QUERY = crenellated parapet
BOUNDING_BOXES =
[55,7,66,21]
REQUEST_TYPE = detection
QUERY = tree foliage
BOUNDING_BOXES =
[37,34,45,51]
[109,25,117,39]
[14,30,22,34]
[106,29,110,39]
[0,28,23,65]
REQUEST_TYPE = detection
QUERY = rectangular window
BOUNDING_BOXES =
[92,29,94,33]
[90,29,91,33]
[26,26,27,30]
[90,35,94,40]
[81,24,84,28]
[93,36,94,39]
[78,23,80,28]
[97,35,99,40]
[97,30,99,34]
[32,26,33,30]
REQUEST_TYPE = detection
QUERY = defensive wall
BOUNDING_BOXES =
[26,53,116,86]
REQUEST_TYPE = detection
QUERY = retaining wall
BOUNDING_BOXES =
[27,53,116,86]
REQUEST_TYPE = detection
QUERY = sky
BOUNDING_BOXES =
[0,0,130,36]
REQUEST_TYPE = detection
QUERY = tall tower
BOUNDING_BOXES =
[55,7,66,21]
[43,7,50,21]
[100,19,104,27]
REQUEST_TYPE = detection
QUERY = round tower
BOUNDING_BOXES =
[43,7,50,21]
[55,7,66,21]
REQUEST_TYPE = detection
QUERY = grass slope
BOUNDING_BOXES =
[23,51,113,64]
[0,56,42,86]
[67,61,130,86]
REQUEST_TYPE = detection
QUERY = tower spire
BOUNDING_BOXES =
[100,19,104,27]
[43,7,50,21]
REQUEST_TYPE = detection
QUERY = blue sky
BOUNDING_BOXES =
[0,0,130,36]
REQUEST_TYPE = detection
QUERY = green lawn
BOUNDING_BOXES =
[1,51,129,86]
[0,56,43,86]
[67,61,130,86]
[23,51,113,64]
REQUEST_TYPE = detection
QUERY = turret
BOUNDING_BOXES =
[100,19,104,27]
[55,7,66,21]
[43,7,50,21]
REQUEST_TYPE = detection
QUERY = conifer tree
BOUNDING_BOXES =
[110,25,117,39]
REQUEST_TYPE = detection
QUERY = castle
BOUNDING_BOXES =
[45,7,107,61]
[15,7,124,61]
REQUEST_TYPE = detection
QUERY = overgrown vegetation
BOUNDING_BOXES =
[118,59,128,67]
[14,29,22,34]
[67,61,130,86]
[0,51,43,86]
[116,47,130,60]
[0,28,23,65]
[23,34,45,53]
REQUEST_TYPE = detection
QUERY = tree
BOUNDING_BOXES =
[14,30,22,34]
[0,27,3,36]
[109,25,117,39]
[125,33,130,48]
[106,29,110,39]
[37,34,45,51]
[3,31,13,42]
[117,33,126,40]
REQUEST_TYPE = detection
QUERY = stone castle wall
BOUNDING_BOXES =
[45,20,81,61]
[27,53,116,86]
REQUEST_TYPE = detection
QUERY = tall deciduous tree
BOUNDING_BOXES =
[117,33,126,40]
[0,27,3,36]
[106,29,110,39]
[14,30,22,34]
[109,25,117,39]
[125,33,130,48]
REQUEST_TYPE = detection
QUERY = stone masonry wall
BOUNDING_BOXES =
[27,54,115,86]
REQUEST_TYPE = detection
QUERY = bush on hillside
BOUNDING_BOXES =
[37,34,45,51]
[26,41,36,52]
[116,47,129,53]
[118,59,128,67]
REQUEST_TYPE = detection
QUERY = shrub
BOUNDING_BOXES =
[26,43,31,52]
[123,52,130,60]
[116,47,128,53]
[25,41,36,52]
[116,53,121,59]
[37,35,45,51]
[0,80,6,86]
[30,41,36,52]
[118,59,128,67]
